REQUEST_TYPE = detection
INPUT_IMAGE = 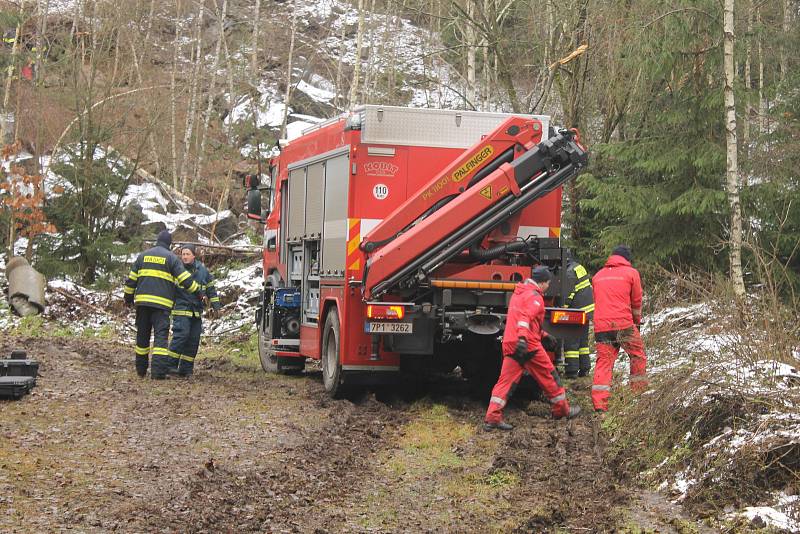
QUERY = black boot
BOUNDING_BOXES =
[555,405,582,420]
[483,421,513,431]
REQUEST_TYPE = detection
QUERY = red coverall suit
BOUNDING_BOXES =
[591,254,648,411]
[485,280,571,423]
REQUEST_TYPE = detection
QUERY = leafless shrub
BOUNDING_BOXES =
[605,269,800,519]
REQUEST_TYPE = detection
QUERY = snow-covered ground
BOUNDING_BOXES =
[225,0,463,156]
[0,166,261,341]
[631,299,800,532]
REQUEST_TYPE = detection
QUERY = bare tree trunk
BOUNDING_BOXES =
[222,29,236,143]
[170,0,184,189]
[465,0,477,108]
[757,8,766,134]
[179,3,206,193]
[251,0,261,77]
[280,15,297,139]
[334,23,346,110]
[2,1,25,144]
[743,1,752,144]
[724,0,745,297]
[348,0,366,109]
[363,0,376,104]
[194,0,229,185]
[780,0,790,81]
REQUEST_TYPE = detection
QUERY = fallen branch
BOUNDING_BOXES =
[48,285,137,333]
[144,240,260,254]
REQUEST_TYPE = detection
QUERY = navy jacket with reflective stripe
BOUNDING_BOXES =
[174,260,221,314]
[124,244,198,310]
[563,260,594,311]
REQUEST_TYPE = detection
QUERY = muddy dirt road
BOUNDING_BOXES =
[0,336,703,533]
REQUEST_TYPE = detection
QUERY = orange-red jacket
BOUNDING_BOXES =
[592,254,643,333]
[502,280,546,355]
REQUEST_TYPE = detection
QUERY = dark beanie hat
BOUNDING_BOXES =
[612,245,632,262]
[181,243,196,255]
[531,266,552,283]
[156,230,172,248]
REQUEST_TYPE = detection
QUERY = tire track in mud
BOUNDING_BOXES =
[1,337,710,533]
[0,336,410,533]
[130,384,410,533]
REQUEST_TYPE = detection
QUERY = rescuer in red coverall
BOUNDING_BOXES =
[484,266,581,431]
[591,245,648,413]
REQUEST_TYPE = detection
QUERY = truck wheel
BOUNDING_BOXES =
[257,289,281,374]
[321,308,345,397]
[258,296,279,374]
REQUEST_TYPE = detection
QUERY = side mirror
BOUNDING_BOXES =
[247,188,263,222]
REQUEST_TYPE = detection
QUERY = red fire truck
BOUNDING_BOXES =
[247,105,589,397]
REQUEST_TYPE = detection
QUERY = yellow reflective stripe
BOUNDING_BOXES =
[179,354,195,362]
[573,265,588,278]
[579,348,591,355]
[210,297,220,303]
[176,271,191,283]
[187,281,199,293]
[580,303,595,312]
[151,347,170,356]
[574,279,591,291]
[134,294,174,307]
[564,351,580,359]
[171,310,196,317]
[138,269,176,282]
[135,346,150,355]
[123,286,135,294]
[128,270,139,280]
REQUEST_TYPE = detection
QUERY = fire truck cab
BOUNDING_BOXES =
[248,106,588,397]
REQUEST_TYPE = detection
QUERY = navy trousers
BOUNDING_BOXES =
[169,315,203,376]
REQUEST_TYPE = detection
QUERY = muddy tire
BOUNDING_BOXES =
[321,308,345,398]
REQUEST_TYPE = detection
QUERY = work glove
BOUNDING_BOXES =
[124,296,133,308]
[511,338,529,365]
[541,335,558,353]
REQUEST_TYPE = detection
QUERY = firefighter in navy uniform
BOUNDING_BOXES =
[168,244,221,377]
[562,253,595,378]
[123,230,199,379]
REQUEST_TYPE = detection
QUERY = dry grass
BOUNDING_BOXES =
[604,274,800,522]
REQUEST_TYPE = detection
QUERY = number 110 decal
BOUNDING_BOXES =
[373,184,389,200]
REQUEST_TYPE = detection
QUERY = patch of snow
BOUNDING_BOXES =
[738,493,800,532]
[296,80,336,104]
[286,121,318,140]
[671,473,696,502]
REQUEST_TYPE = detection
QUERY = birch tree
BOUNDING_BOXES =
[348,0,366,109]
[194,0,228,185]
[179,2,206,193]
[724,0,746,297]
[170,0,185,190]
[279,14,297,139]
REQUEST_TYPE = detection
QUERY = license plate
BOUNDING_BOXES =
[365,321,413,334]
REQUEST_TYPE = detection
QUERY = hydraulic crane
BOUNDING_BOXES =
[362,129,588,300]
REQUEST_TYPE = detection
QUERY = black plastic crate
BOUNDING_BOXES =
[9,350,27,359]
[0,359,39,378]
[0,376,35,400]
